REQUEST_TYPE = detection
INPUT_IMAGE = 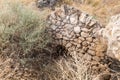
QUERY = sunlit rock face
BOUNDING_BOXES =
[100,14,120,61]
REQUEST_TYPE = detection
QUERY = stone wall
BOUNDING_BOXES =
[47,5,120,80]
[47,5,106,61]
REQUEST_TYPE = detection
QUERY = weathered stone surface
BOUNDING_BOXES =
[86,37,93,42]
[70,13,78,24]
[56,33,63,38]
[100,14,120,61]
[77,39,82,44]
[76,43,81,48]
[88,50,96,56]
[86,16,93,25]
[92,56,101,62]
[90,43,96,47]
[82,47,88,51]
[78,37,85,41]
[89,20,96,26]
[81,32,89,37]
[56,21,61,26]
[79,13,87,23]
[88,45,96,51]
[83,53,92,61]
[81,28,89,32]
[50,12,56,19]
[82,41,88,47]
[74,26,81,33]
[48,5,103,63]
[66,42,72,48]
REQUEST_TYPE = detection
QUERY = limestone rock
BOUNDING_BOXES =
[88,49,96,56]
[86,16,93,25]
[51,25,58,30]
[89,19,96,26]
[81,28,89,32]
[78,37,85,41]
[56,33,63,39]
[62,40,67,45]
[101,14,120,61]
[86,37,93,42]
[79,13,87,23]
[82,41,88,47]
[74,26,81,33]
[66,42,72,48]
[92,56,101,62]
[76,44,81,48]
[51,12,56,19]
[70,13,78,24]
[81,32,89,37]
[83,53,92,61]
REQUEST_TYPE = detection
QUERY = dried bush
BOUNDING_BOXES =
[0,1,93,80]
[0,1,51,54]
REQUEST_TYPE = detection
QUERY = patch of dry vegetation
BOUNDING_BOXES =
[0,1,50,54]
[71,0,120,25]
[0,1,93,80]
[1,0,120,80]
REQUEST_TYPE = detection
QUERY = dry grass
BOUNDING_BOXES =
[0,0,51,54]
[71,0,120,25]
[7,0,120,26]
[0,1,93,80]
[1,0,120,23]
[0,0,120,80]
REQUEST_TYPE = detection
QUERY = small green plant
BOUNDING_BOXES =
[0,1,51,54]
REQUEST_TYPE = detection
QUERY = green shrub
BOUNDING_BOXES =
[0,1,51,54]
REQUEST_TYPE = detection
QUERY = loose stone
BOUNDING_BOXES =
[86,37,93,42]
[87,49,96,56]
[81,28,89,32]
[82,41,88,47]
[56,33,63,39]
[74,26,81,33]
[66,42,72,48]
[70,14,78,24]
[81,32,89,37]
[92,56,101,62]
[78,37,85,41]
[83,53,92,61]
[89,20,96,26]
[79,13,87,23]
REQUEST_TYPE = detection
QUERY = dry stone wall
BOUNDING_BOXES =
[47,5,105,61]
[47,5,120,80]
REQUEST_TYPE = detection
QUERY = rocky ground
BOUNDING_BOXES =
[47,5,120,80]
[0,0,120,80]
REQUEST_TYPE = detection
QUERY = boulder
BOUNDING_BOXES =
[100,14,120,61]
